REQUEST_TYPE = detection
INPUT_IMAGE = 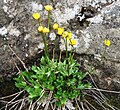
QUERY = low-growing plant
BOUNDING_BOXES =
[15,56,91,106]
[14,4,91,107]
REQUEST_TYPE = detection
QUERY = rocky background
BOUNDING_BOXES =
[0,0,120,96]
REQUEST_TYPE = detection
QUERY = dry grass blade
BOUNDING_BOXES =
[0,90,24,110]
[7,90,24,105]
[80,102,85,110]
[91,90,106,103]
[31,89,45,110]
[36,102,41,110]
[44,91,53,110]
[8,45,28,72]
[88,74,106,100]
[75,98,81,110]
[0,98,24,110]
[28,101,33,110]
[105,102,117,110]
[84,103,91,110]
[9,101,21,110]
[0,90,24,100]
[93,95,107,110]
[65,100,75,110]
[84,99,98,110]
[87,88,120,94]
[18,98,25,110]
[14,104,19,110]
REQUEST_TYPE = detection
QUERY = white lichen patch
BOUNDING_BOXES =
[7,23,21,37]
[101,0,120,15]
[82,31,91,49]
[4,0,13,4]
[87,14,103,24]
[52,5,79,25]
[25,53,29,57]
[37,43,44,49]
[24,34,31,40]
[30,2,43,12]
[8,28,21,37]
[49,32,56,41]
[94,54,102,61]
[0,27,8,36]
[3,0,17,18]
[3,5,8,13]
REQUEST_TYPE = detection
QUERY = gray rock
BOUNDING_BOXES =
[0,0,12,27]
[0,0,120,92]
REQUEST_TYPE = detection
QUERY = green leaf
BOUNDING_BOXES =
[31,75,37,79]
[32,66,38,73]
[77,72,87,80]
[40,56,46,65]
[25,86,34,93]
[22,71,30,79]
[14,77,21,82]
[84,83,92,88]
[34,84,40,89]
[28,79,34,83]
[15,81,26,88]
[14,74,24,82]
[69,90,79,100]
[29,93,38,99]
[56,101,62,107]
[60,97,67,105]
[78,84,85,90]
[54,94,59,99]
[67,78,77,86]
[47,85,54,91]
[38,74,44,80]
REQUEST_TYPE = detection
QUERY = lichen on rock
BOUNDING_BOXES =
[0,1,120,104]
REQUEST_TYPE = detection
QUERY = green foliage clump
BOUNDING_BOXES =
[14,56,91,106]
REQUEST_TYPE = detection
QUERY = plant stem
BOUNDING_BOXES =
[64,38,70,75]
[69,39,76,60]
[38,19,41,26]
[41,33,49,59]
[102,46,107,62]
[64,38,68,59]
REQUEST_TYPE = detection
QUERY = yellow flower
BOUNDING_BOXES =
[69,39,77,45]
[67,32,72,40]
[44,5,53,11]
[62,31,68,38]
[53,23,59,30]
[42,27,50,33]
[57,28,64,35]
[104,39,111,46]
[38,26,43,32]
[32,12,40,20]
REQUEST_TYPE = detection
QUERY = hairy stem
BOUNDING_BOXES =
[41,34,49,59]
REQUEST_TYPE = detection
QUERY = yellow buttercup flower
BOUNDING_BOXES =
[69,39,77,46]
[42,27,50,33]
[57,28,64,35]
[67,32,72,40]
[38,26,43,32]
[62,31,68,38]
[32,12,40,20]
[53,23,59,30]
[44,5,53,11]
[104,39,111,46]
